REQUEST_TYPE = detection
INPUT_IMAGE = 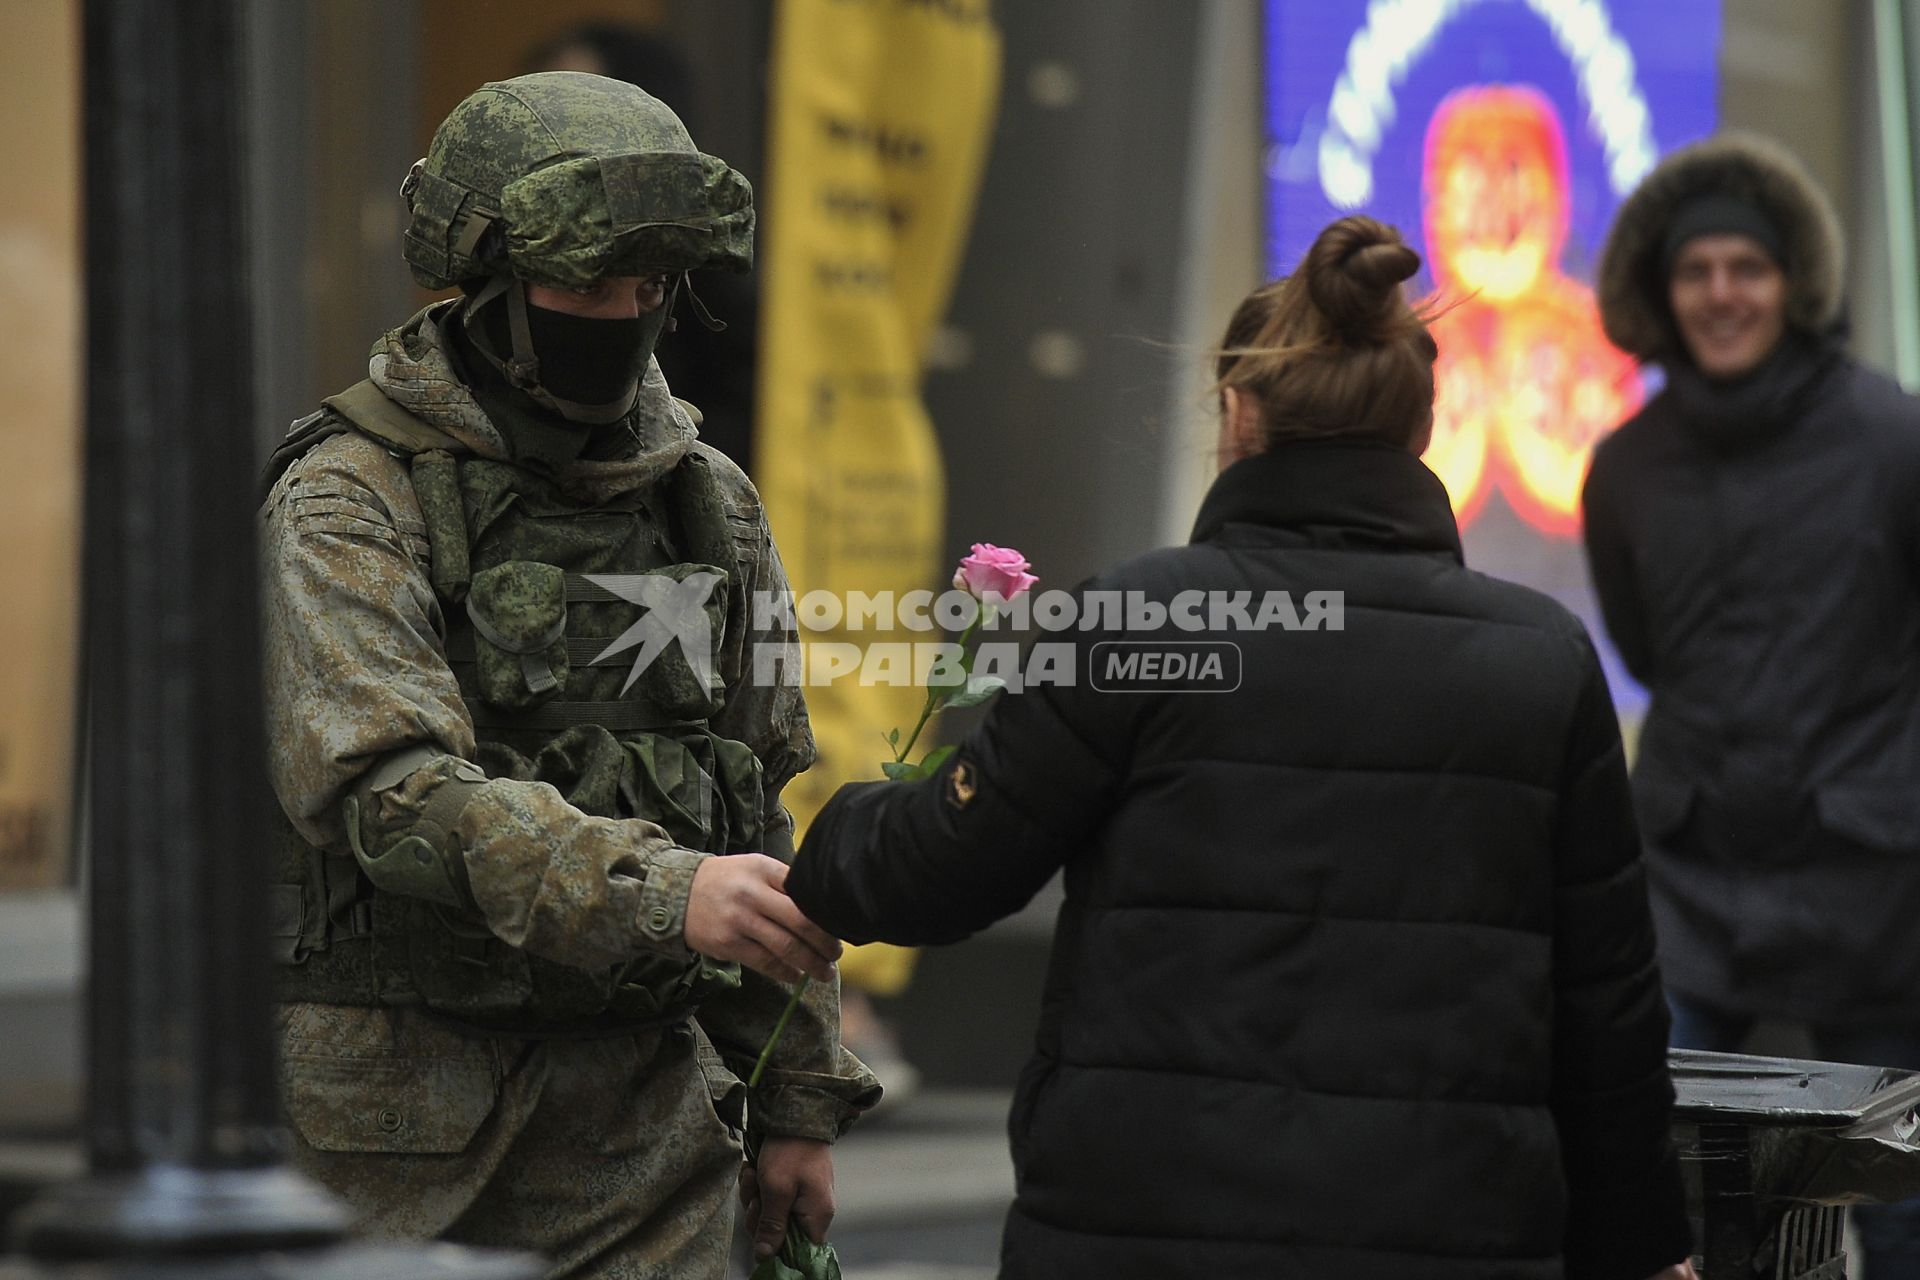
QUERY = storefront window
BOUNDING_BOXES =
[0,0,81,895]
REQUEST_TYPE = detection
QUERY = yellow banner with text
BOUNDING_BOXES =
[757,0,1000,992]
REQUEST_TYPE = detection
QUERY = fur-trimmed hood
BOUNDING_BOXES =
[1597,132,1845,363]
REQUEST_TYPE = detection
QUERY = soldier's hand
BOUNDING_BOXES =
[740,1136,836,1258]
[684,854,841,985]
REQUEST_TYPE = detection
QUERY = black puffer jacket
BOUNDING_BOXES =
[790,441,1690,1280]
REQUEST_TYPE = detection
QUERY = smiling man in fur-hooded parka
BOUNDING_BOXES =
[1583,132,1920,1273]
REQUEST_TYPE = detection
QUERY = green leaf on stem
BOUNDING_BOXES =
[945,674,1007,709]
[747,976,809,1091]
[787,1229,845,1280]
[919,744,957,774]
[748,1223,844,1280]
[747,1253,808,1280]
[926,663,968,695]
[745,994,845,1279]
[886,727,901,747]
[881,759,924,781]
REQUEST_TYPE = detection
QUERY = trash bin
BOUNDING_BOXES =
[1671,1049,1920,1278]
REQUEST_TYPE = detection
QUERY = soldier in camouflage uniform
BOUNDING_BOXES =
[259,72,878,1278]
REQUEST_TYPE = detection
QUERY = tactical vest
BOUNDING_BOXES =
[268,381,761,1035]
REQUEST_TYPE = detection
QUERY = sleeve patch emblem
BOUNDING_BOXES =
[945,760,977,811]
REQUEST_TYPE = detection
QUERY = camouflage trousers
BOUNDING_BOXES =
[276,1002,745,1279]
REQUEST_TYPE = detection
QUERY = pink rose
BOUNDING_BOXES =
[952,543,1038,601]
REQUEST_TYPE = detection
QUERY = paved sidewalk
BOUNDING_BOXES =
[836,1089,1014,1230]
[0,1090,1019,1278]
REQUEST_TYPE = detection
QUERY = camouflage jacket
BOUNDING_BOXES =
[261,303,874,1140]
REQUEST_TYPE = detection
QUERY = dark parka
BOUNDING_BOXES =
[1584,134,1920,1022]
[789,441,1690,1280]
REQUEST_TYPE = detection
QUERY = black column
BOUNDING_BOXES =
[9,3,537,1275]
[10,0,350,1251]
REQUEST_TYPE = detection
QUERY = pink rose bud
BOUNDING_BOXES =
[953,543,1039,601]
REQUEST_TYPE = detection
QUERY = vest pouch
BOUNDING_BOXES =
[529,951,740,1028]
[467,560,569,710]
[394,897,535,1023]
[620,729,765,853]
[584,562,731,723]
[661,951,743,1011]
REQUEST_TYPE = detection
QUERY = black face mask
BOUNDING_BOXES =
[459,275,680,425]
[523,301,669,409]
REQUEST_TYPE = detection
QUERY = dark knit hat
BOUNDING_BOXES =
[1660,194,1787,275]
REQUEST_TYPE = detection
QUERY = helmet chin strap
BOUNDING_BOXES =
[461,275,641,426]
[679,272,728,332]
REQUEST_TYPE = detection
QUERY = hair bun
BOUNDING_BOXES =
[1305,216,1422,343]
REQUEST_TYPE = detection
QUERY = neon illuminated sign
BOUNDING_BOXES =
[1317,0,1660,211]
[1264,0,1721,538]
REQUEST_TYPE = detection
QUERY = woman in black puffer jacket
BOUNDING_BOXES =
[785,217,1694,1280]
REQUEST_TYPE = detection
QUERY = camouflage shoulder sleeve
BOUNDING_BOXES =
[259,430,477,847]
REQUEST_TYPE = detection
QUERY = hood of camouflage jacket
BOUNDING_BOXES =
[367,299,700,503]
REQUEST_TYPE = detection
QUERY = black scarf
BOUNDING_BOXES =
[441,304,640,477]
[1662,331,1841,452]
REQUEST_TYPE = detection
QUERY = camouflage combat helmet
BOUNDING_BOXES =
[403,71,753,290]
[401,72,754,422]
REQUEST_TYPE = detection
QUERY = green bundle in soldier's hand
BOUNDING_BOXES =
[749,1220,842,1280]
[742,1120,843,1280]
